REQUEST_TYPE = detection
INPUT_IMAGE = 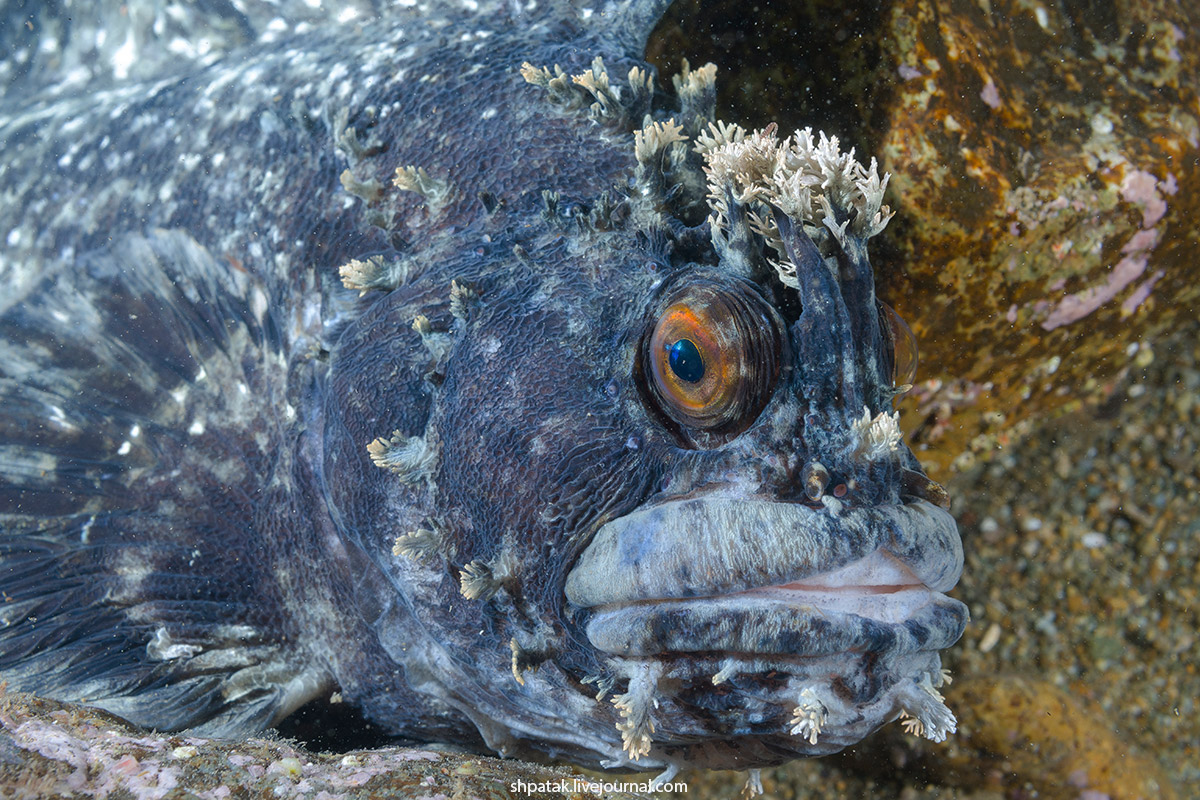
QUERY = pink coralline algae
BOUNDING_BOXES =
[979,80,1001,109]
[1041,253,1150,331]
[1040,169,1171,331]
[1120,169,1168,228]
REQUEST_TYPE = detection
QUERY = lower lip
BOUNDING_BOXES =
[581,589,968,657]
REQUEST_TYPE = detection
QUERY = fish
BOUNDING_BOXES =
[0,0,967,781]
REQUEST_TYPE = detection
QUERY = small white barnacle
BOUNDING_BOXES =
[366,431,436,483]
[510,638,527,685]
[611,660,664,760]
[391,528,442,560]
[633,118,687,165]
[393,165,455,210]
[850,406,902,461]
[449,279,477,323]
[339,168,383,204]
[710,659,739,685]
[412,314,454,369]
[338,254,411,294]
[146,627,202,661]
[897,671,958,743]
[458,559,497,600]
[672,59,717,134]
[789,686,828,745]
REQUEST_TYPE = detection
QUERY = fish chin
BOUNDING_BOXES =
[564,495,969,763]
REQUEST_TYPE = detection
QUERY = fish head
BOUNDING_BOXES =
[557,128,967,767]
[326,109,966,772]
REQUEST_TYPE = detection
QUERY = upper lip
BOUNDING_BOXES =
[565,494,963,610]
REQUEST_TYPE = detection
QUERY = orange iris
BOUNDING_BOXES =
[643,285,781,437]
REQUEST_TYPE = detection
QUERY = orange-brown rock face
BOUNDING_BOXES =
[651,0,1199,476]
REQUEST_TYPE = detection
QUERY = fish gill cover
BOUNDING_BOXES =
[0,0,965,788]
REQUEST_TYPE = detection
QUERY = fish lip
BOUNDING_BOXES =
[581,590,968,658]
[565,495,964,608]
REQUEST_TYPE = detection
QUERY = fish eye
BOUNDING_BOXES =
[878,301,919,389]
[666,338,704,383]
[643,285,781,436]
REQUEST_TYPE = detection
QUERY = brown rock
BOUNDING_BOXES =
[935,675,1178,800]
[650,0,1200,476]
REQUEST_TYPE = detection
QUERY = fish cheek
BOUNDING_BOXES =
[321,290,441,547]
[432,303,650,588]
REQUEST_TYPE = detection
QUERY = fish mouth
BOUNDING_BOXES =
[565,495,966,658]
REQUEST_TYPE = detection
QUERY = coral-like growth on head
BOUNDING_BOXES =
[697,124,894,288]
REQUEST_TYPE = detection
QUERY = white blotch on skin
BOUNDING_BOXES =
[188,420,206,436]
[250,287,269,324]
[112,33,137,81]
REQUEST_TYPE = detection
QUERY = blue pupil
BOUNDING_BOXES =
[667,338,705,383]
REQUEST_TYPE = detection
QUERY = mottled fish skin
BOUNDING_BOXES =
[0,0,967,776]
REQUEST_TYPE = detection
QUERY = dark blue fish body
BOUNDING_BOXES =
[0,0,966,776]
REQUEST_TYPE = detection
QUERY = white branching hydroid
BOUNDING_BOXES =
[366,431,436,483]
[611,660,664,760]
[789,686,828,746]
[897,670,957,742]
[851,406,903,461]
[699,124,894,288]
